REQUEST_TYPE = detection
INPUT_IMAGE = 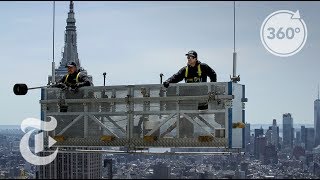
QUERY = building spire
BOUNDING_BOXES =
[57,0,80,70]
[318,83,319,100]
[70,1,74,13]
[48,0,91,84]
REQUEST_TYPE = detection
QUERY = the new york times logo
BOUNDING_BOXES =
[20,116,58,165]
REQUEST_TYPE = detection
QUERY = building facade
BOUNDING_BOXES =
[283,113,294,148]
[305,128,315,151]
[271,119,279,149]
[314,96,320,147]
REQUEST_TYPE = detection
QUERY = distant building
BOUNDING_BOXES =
[306,152,314,167]
[264,144,278,164]
[254,128,263,138]
[313,145,320,164]
[283,113,294,148]
[254,136,266,160]
[314,90,320,147]
[8,167,20,178]
[265,128,272,145]
[246,133,255,155]
[301,125,306,144]
[305,128,315,151]
[245,123,251,151]
[313,146,320,177]
[313,162,320,177]
[0,134,7,146]
[152,162,171,179]
[103,159,113,179]
[292,145,305,160]
[295,131,301,145]
[234,170,246,179]
[271,119,279,150]
[240,162,249,176]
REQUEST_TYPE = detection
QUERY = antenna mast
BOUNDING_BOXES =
[51,1,56,84]
[230,1,240,83]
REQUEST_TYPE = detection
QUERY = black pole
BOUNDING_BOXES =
[28,85,52,90]
[103,72,106,86]
[160,73,164,84]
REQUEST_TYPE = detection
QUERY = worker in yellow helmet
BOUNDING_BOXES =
[163,50,217,88]
[55,62,92,91]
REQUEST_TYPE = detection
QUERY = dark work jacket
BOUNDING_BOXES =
[164,60,217,84]
[58,70,92,87]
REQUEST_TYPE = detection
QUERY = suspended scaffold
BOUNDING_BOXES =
[39,82,247,153]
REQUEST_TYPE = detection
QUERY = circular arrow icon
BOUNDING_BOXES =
[260,10,307,57]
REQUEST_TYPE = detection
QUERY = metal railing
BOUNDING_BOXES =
[40,82,245,150]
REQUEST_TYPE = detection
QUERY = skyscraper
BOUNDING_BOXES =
[301,125,306,144]
[283,113,294,148]
[295,131,301,145]
[265,128,272,145]
[39,2,101,179]
[254,136,266,160]
[254,127,263,138]
[245,123,250,151]
[314,86,320,147]
[271,119,279,149]
[264,144,278,164]
[305,128,315,151]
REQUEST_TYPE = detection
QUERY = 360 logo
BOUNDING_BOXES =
[260,10,307,57]
[20,116,59,165]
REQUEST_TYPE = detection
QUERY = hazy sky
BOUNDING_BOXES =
[1,1,319,125]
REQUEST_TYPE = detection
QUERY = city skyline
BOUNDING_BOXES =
[1,1,320,125]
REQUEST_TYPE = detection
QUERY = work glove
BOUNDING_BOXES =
[54,83,68,90]
[70,83,84,92]
[70,83,80,89]
[163,81,169,88]
[69,87,79,93]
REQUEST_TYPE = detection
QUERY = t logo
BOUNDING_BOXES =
[20,116,59,165]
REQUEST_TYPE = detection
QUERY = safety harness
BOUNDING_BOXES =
[185,64,202,83]
[64,72,81,85]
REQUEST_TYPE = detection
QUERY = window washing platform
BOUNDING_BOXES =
[40,82,247,152]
